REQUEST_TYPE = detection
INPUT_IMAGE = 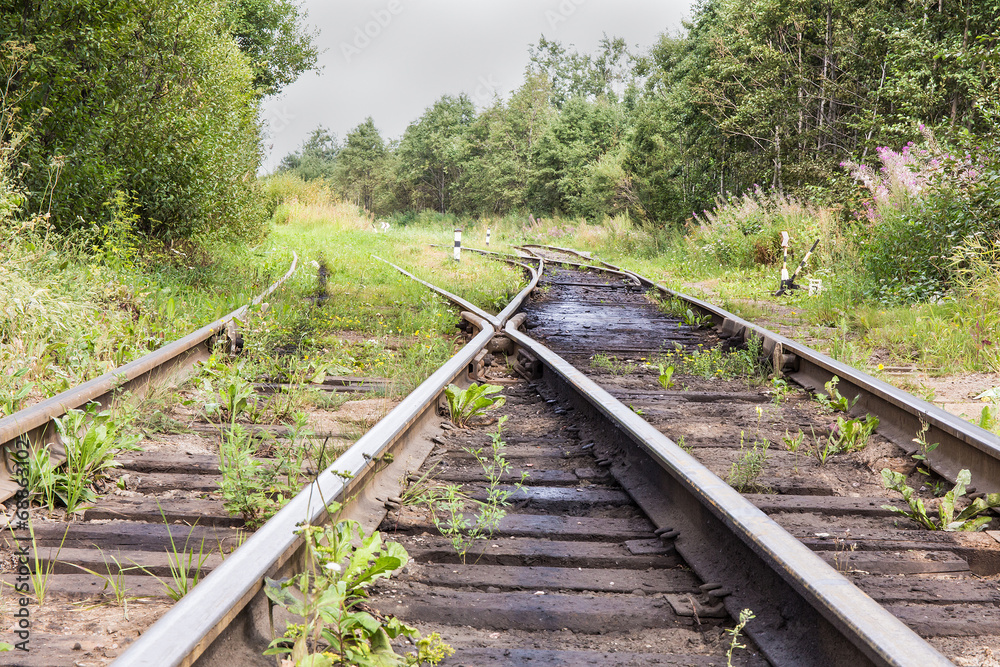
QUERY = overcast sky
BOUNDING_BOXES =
[258,0,693,172]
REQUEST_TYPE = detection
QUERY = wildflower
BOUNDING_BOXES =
[877,364,884,370]
[325,562,341,573]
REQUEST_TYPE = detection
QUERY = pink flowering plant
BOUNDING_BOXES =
[843,125,997,303]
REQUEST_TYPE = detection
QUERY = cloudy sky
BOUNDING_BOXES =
[259,0,693,172]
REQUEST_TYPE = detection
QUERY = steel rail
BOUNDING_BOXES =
[113,316,496,667]
[374,253,541,328]
[516,244,642,286]
[373,255,500,328]
[502,318,951,667]
[341,255,949,665]
[522,244,1000,492]
[0,252,299,501]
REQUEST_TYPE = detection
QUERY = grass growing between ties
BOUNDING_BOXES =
[131,510,211,601]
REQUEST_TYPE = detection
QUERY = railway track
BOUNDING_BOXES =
[7,241,1000,665]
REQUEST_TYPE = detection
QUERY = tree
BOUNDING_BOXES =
[396,94,475,212]
[223,0,320,97]
[528,34,636,107]
[527,96,625,218]
[334,118,388,213]
[454,73,555,215]
[279,126,339,181]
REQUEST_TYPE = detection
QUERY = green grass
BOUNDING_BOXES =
[0,226,281,416]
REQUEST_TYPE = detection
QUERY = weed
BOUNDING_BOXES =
[814,376,858,413]
[815,440,837,465]
[28,403,142,514]
[591,354,637,375]
[881,468,1000,531]
[681,308,713,329]
[726,432,770,493]
[657,363,675,390]
[67,548,136,619]
[444,383,506,428]
[0,367,32,417]
[654,337,767,384]
[263,509,453,666]
[910,421,939,477]
[726,608,756,666]
[217,425,293,528]
[828,415,879,453]
[17,522,69,607]
[833,533,857,573]
[131,512,210,601]
[768,377,792,404]
[200,359,260,423]
[428,417,527,562]
[782,429,804,453]
[978,404,997,432]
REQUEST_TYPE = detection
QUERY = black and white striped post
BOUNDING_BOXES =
[486,227,491,247]
[453,229,462,261]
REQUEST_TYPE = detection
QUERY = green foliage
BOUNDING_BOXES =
[0,367,33,418]
[333,117,390,213]
[726,432,769,493]
[2,0,268,239]
[217,425,293,528]
[396,95,475,213]
[881,468,1000,532]
[130,510,209,601]
[28,403,142,514]
[264,514,454,666]
[782,429,804,453]
[443,383,506,427]
[814,376,857,413]
[828,415,879,453]
[681,308,712,329]
[426,417,527,563]
[222,0,319,97]
[768,377,792,405]
[655,337,768,384]
[657,363,675,390]
[591,354,637,376]
[726,608,755,666]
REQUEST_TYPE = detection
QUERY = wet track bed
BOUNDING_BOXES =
[516,254,1000,664]
[372,368,769,666]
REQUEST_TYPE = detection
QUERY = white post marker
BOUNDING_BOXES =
[453,229,462,262]
[486,227,491,247]
[780,231,790,283]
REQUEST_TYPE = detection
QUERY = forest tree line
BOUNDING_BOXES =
[279,0,1000,226]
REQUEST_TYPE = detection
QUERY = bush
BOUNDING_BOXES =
[845,128,1000,303]
[2,1,266,240]
[687,187,839,270]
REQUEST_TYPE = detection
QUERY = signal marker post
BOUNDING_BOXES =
[775,235,820,296]
[454,229,462,262]
[486,228,491,247]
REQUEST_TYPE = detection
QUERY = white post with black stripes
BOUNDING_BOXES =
[486,227,491,247]
[453,229,462,261]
